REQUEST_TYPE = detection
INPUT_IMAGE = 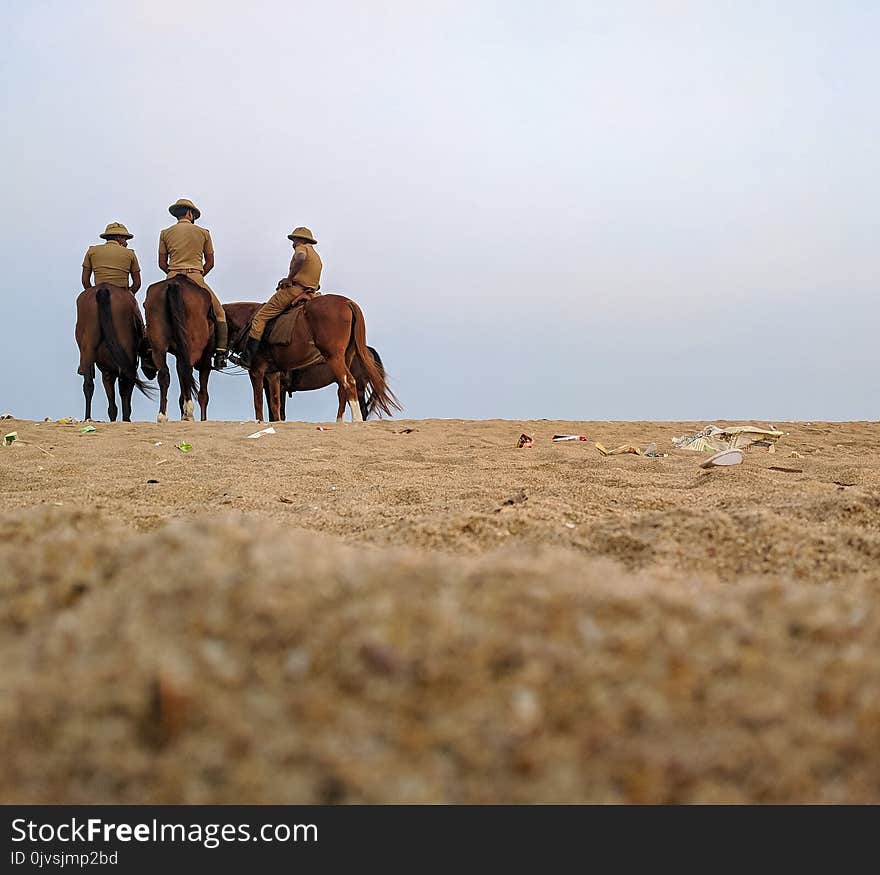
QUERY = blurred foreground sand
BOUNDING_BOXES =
[1,417,879,802]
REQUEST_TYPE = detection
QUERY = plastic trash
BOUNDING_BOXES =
[0,414,13,420]
[516,433,533,448]
[176,442,193,453]
[316,426,331,431]
[595,443,642,456]
[3,431,17,446]
[552,434,588,442]
[246,427,276,439]
[700,448,743,468]
[79,425,97,434]
[56,417,79,424]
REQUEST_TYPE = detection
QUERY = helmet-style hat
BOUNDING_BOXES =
[169,198,201,220]
[288,226,317,244]
[99,222,133,240]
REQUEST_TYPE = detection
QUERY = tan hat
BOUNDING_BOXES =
[99,222,133,240]
[288,226,317,244]
[169,198,201,220]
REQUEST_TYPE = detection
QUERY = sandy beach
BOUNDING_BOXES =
[1,417,879,803]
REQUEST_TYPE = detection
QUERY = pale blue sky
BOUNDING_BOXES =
[1,1,877,421]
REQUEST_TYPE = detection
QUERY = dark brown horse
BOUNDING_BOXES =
[144,276,215,422]
[266,346,386,422]
[75,284,155,421]
[225,298,399,423]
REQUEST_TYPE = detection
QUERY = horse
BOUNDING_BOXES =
[143,276,215,422]
[266,346,386,422]
[75,284,155,422]
[224,298,399,423]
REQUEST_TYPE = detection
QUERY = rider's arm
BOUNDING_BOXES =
[158,232,168,273]
[129,251,141,294]
[81,250,92,289]
[202,230,215,276]
[287,249,306,282]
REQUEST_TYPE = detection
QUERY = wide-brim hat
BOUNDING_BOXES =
[169,198,201,220]
[288,226,317,244]
[99,222,133,239]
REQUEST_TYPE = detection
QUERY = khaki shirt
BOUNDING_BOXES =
[289,242,322,290]
[159,220,214,272]
[83,241,140,288]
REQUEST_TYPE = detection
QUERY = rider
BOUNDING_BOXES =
[82,222,141,293]
[235,227,322,371]
[159,198,228,370]
[82,223,153,374]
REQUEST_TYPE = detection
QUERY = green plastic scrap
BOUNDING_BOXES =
[3,432,17,446]
[79,425,97,434]
[176,442,193,453]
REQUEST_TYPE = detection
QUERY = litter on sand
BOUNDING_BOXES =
[316,426,332,432]
[3,431,17,446]
[516,434,534,448]
[79,425,97,434]
[56,417,79,424]
[552,434,588,442]
[176,443,193,453]
[0,414,13,420]
[246,427,276,439]
[643,442,668,459]
[700,448,744,469]
[673,424,784,453]
[595,443,642,456]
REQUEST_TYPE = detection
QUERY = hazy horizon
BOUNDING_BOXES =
[2,2,877,423]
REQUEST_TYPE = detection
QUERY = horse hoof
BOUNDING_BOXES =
[157,413,168,423]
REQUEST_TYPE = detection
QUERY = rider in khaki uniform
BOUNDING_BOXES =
[236,227,322,370]
[159,198,228,370]
[81,222,153,374]
[82,222,141,292]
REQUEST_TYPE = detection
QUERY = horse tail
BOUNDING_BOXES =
[166,282,198,398]
[96,286,155,398]
[363,346,385,419]
[347,302,400,417]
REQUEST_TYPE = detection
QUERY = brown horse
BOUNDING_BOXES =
[225,298,399,423]
[75,284,155,422]
[144,276,215,422]
[266,346,386,422]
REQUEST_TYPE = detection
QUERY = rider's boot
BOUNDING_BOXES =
[236,337,261,371]
[213,322,229,370]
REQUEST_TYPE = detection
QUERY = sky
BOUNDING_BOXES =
[1,1,878,422]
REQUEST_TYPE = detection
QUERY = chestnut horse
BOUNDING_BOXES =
[266,346,386,422]
[225,298,399,423]
[75,284,155,422]
[144,276,215,422]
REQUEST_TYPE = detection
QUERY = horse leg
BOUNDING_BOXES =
[119,376,134,423]
[280,387,287,422]
[250,364,267,421]
[336,385,347,424]
[153,349,171,423]
[80,361,95,422]
[101,369,118,422]
[324,355,363,423]
[176,358,195,421]
[358,383,368,421]
[267,373,282,422]
[197,360,211,421]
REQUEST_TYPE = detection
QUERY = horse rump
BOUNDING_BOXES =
[96,286,155,398]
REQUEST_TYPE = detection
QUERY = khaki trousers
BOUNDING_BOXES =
[166,270,226,323]
[248,283,313,340]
